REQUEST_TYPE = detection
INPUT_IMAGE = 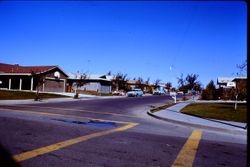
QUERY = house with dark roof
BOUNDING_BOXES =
[0,63,68,92]
[67,73,112,94]
[217,76,247,89]
[217,76,247,100]
[217,77,236,88]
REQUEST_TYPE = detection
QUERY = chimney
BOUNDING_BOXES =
[14,64,19,71]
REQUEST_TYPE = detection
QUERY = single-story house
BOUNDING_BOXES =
[232,77,247,84]
[217,77,247,89]
[217,77,236,88]
[127,80,149,91]
[127,80,139,90]
[217,76,247,100]
[0,63,68,92]
[67,73,112,94]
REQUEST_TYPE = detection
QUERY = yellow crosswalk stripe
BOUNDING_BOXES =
[172,129,202,167]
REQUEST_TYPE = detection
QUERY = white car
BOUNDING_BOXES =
[153,89,165,95]
[127,89,144,97]
[170,92,177,96]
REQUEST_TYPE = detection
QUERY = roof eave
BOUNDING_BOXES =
[0,73,31,76]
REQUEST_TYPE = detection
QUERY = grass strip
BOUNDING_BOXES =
[181,103,247,123]
[150,103,177,113]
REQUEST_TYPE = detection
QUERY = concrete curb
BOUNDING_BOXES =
[147,110,247,135]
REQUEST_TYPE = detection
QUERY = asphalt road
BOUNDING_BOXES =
[0,95,247,167]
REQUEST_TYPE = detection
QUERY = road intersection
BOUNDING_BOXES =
[0,96,247,166]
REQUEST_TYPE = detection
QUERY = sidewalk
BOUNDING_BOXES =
[0,93,126,105]
[148,98,247,134]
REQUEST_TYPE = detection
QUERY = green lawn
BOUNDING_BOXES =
[0,90,67,100]
[181,103,247,123]
[150,103,177,113]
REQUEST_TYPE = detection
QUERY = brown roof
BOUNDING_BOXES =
[127,80,137,84]
[0,63,57,74]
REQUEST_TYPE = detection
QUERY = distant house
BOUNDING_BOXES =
[217,77,247,89]
[0,63,68,92]
[67,74,112,94]
[232,77,247,86]
[232,77,247,100]
[127,80,148,91]
[217,77,236,88]
[217,76,247,100]
[127,80,138,90]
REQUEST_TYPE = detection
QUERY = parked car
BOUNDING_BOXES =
[153,89,165,95]
[127,89,144,97]
[177,91,184,95]
[112,90,125,96]
[169,91,177,96]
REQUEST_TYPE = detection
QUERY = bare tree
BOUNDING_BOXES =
[177,73,185,88]
[112,72,129,91]
[177,73,201,100]
[233,60,247,109]
[236,60,247,76]
[185,73,201,92]
[73,73,87,98]
[177,73,201,92]
[106,71,112,75]
[144,77,152,93]
[145,77,150,85]
[165,82,172,92]
[136,77,144,90]
[177,73,187,95]
[154,79,161,89]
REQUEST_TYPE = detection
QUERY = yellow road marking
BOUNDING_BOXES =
[172,129,202,167]
[0,107,138,161]
[19,104,139,118]
[0,107,134,124]
[14,122,138,162]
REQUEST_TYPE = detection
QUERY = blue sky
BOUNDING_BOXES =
[0,1,247,87]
